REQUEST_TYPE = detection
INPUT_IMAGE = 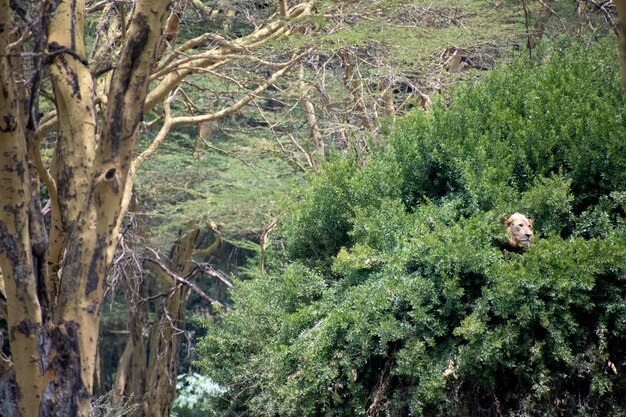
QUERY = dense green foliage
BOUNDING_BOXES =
[198,39,626,416]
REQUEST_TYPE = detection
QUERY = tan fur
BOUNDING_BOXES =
[501,212,534,252]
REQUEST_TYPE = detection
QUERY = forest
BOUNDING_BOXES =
[0,1,625,417]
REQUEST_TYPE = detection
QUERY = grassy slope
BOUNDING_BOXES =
[134,0,613,251]
[135,130,298,249]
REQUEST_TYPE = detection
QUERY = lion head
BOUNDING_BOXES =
[501,212,534,252]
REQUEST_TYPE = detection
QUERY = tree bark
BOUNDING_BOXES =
[142,231,197,417]
[279,0,288,17]
[299,62,324,157]
[0,1,172,416]
[113,228,212,417]
[0,3,47,416]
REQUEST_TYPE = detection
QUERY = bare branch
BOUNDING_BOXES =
[586,0,619,35]
[146,249,227,308]
[260,218,279,273]
[144,2,315,112]
[192,263,235,289]
[170,50,309,126]
[536,0,567,32]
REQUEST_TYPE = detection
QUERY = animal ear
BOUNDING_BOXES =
[501,216,513,225]
[529,218,534,227]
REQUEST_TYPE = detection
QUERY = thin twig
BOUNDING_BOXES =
[197,135,256,170]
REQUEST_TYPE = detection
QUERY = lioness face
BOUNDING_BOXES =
[503,212,534,249]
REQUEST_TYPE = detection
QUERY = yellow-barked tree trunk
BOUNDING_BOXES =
[0,1,171,416]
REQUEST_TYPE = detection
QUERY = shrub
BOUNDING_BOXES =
[389,38,626,213]
[199,38,626,417]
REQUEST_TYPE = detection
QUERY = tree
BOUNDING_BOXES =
[112,224,231,417]
[0,1,171,415]
[0,1,316,416]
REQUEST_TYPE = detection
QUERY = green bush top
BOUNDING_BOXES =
[199,38,626,417]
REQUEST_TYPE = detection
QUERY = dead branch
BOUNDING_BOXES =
[192,263,235,289]
[536,0,567,32]
[367,356,393,417]
[521,0,533,59]
[289,134,315,169]
[586,0,618,35]
[146,248,227,309]
[198,134,257,169]
[169,50,310,125]
[145,2,315,113]
[299,61,324,156]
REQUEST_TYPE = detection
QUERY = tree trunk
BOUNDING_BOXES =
[142,231,197,417]
[339,49,371,163]
[0,3,46,415]
[279,0,288,17]
[339,49,371,130]
[299,62,324,157]
[113,229,210,417]
[0,1,171,416]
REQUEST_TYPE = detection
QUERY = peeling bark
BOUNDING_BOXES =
[47,0,97,317]
[0,1,172,416]
[50,4,170,416]
[0,3,47,416]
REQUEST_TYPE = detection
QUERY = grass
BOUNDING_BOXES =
[135,127,299,249]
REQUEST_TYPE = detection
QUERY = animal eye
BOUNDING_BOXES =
[518,224,524,227]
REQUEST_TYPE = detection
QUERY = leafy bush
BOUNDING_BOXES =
[198,38,626,417]
[172,373,224,417]
[281,157,359,264]
[388,38,626,213]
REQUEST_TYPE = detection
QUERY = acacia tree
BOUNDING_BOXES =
[0,1,172,415]
[0,1,315,416]
[110,223,231,417]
